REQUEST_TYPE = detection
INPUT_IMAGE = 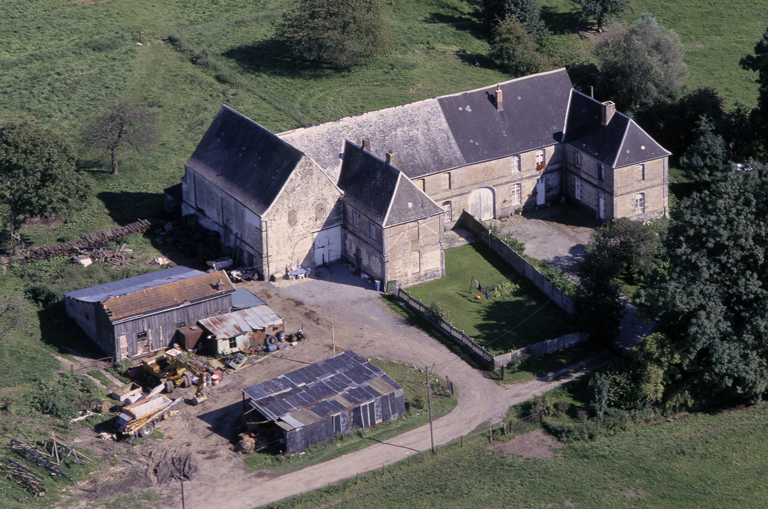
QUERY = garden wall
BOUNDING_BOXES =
[458,211,575,314]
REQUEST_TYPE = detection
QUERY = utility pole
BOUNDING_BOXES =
[426,365,435,454]
[177,474,186,509]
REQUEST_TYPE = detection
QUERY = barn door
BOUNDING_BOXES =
[467,188,494,221]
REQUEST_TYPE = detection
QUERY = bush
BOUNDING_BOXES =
[32,374,100,420]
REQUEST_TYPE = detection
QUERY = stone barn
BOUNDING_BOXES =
[242,350,405,454]
[64,267,235,360]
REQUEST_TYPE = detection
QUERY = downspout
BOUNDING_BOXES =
[263,220,270,279]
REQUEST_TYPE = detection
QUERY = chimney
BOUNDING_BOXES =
[216,278,225,291]
[361,137,371,151]
[496,85,503,112]
[386,149,398,167]
[601,101,615,126]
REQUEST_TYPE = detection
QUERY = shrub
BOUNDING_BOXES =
[32,373,100,420]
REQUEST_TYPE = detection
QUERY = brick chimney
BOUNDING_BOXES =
[601,101,615,126]
[386,149,397,167]
[361,137,371,151]
[496,85,503,112]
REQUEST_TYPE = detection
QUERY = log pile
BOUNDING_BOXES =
[0,457,46,497]
[23,219,152,262]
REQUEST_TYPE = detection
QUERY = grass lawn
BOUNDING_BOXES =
[270,402,768,509]
[406,244,575,355]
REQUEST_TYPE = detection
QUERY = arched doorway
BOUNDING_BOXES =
[467,187,495,221]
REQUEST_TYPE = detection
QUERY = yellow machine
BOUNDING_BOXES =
[141,349,208,405]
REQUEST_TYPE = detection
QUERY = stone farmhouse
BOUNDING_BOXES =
[181,68,669,286]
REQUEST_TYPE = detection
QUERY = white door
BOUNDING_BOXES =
[314,226,342,266]
[575,178,581,201]
[467,188,494,220]
[598,190,605,220]
[536,178,546,206]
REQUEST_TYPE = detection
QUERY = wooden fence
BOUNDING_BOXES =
[459,211,575,314]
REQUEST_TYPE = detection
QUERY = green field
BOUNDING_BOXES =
[406,244,574,355]
[268,404,768,509]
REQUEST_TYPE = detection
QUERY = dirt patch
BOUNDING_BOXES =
[23,213,64,230]
[488,428,563,459]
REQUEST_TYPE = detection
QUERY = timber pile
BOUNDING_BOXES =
[70,245,133,268]
[9,440,73,483]
[0,457,46,497]
[23,219,152,262]
[154,216,221,262]
[147,449,197,484]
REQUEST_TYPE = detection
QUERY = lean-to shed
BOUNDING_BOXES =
[198,305,284,355]
[242,350,405,454]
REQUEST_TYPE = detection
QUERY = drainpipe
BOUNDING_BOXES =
[263,220,270,279]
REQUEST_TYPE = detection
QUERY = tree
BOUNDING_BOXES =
[679,116,730,182]
[483,0,545,37]
[740,26,768,155]
[0,123,90,253]
[81,98,159,176]
[596,14,687,111]
[576,0,630,33]
[641,165,768,407]
[596,218,662,280]
[574,236,625,343]
[277,0,390,69]
[490,16,552,77]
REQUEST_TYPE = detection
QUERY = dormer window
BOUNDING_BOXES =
[352,210,359,229]
[369,221,376,240]
[574,151,581,168]
[598,164,605,182]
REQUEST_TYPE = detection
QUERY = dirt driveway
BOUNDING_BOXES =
[66,262,605,508]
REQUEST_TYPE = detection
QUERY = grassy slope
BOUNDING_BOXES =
[270,405,768,509]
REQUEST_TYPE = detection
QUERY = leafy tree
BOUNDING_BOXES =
[483,0,545,36]
[574,236,625,343]
[490,16,552,77]
[81,98,159,176]
[0,123,90,253]
[596,14,687,111]
[740,26,768,156]
[679,117,730,182]
[596,218,662,281]
[278,0,390,69]
[576,0,630,33]
[642,165,768,407]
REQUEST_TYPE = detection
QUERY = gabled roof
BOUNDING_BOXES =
[563,91,671,168]
[102,271,235,322]
[338,142,444,227]
[437,68,572,164]
[198,305,282,339]
[242,350,401,429]
[64,266,205,303]
[185,106,305,215]
[278,69,574,180]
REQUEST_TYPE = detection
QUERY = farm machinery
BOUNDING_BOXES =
[141,348,208,405]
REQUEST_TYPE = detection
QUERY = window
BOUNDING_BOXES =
[352,210,359,229]
[288,209,297,226]
[535,149,544,164]
[574,150,581,168]
[175,321,186,329]
[575,178,581,201]
[137,331,149,345]
[510,155,520,173]
[368,221,376,240]
[229,337,237,349]
[636,163,646,181]
[315,202,326,221]
[418,179,426,192]
[635,193,645,215]
[511,183,521,204]
[442,201,452,222]
[442,172,451,190]
[598,164,605,182]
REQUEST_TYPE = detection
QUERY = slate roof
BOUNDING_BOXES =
[231,287,266,310]
[64,266,205,303]
[102,271,235,322]
[242,350,402,429]
[185,106,305,215]
[279,69,573,180]
[437,68,572,164]
[338,142,444,227]
[198,305,282,339]
[563,91,671,168]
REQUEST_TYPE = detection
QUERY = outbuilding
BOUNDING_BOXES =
[198,305,284,355]
[242,350,405,454]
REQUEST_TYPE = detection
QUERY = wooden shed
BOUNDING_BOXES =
[242,350,405,454]
[198,305,284,355]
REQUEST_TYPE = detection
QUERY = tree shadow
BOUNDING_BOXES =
[454,50,497,70]
[540,6,585,35]
[37,302,106,360]
[222,39,339,80]
[427,11,486,39]
[98,191,164,226]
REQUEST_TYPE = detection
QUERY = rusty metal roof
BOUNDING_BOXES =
[242,351,402,429]
[198,305,282,339]
[102,271,235,322]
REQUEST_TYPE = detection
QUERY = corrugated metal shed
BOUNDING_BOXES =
[198,305,282,339]
[242,351,402,429]
[102,271,235,322]
[64,266,205,303]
